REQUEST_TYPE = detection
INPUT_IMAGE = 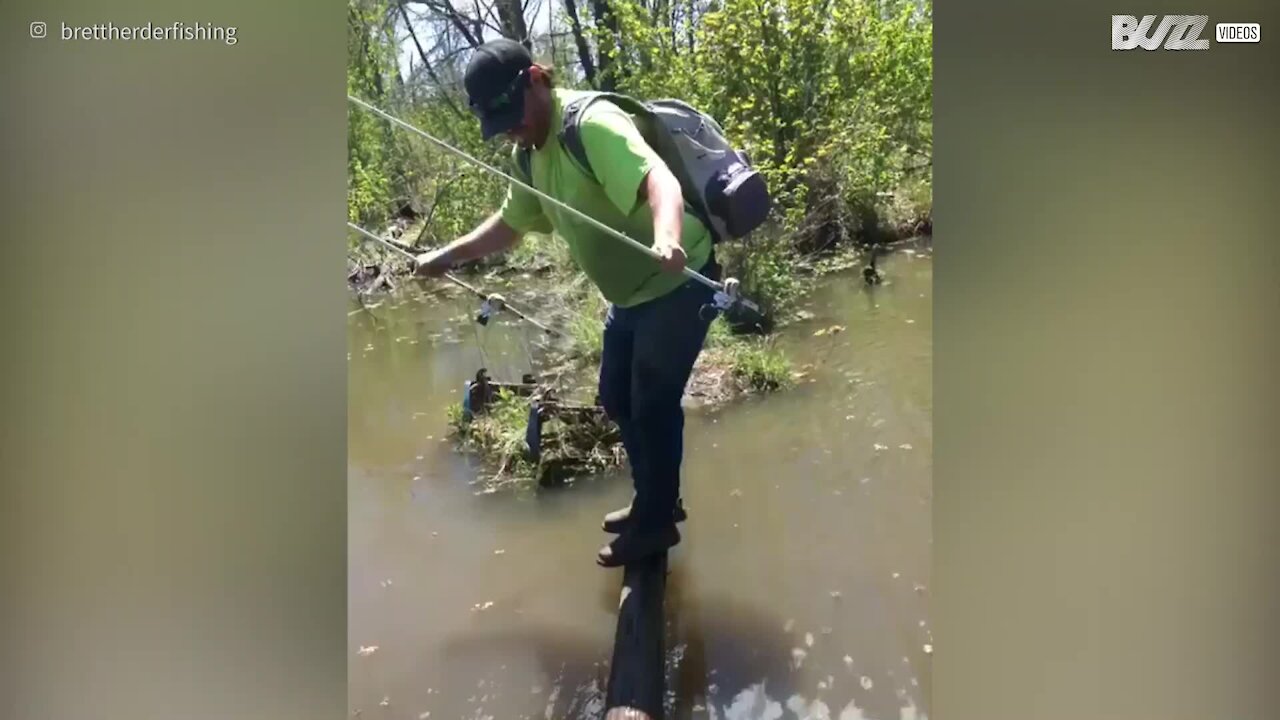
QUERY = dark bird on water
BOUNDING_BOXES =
[863,245,884,285]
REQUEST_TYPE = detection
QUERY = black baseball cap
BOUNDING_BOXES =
[465,39,533,140]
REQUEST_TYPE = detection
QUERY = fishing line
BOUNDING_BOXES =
[517,319,538,377]
[469,315,492,370]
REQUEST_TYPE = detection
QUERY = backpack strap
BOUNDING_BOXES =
[512,91,640,186]
[514,146,532,186]
[558,92,652,182]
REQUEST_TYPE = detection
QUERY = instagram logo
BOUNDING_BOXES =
[30,21,47,38]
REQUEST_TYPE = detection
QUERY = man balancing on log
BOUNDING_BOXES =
[412,38,717,568]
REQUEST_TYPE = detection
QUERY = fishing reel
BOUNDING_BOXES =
[475,293,506,326]
[699,277,760,321]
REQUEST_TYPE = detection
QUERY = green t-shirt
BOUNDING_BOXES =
[499,88,712,308]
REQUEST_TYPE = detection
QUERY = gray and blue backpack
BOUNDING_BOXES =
[516,92,772,243]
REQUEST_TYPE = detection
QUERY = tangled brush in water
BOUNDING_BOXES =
[446,389,626,491]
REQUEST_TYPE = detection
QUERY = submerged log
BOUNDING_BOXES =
[604,552,668,720]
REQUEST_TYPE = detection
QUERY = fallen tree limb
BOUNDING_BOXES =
[604,552,668,719]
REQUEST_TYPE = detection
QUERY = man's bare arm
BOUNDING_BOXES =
[640,163,688,273]
[642,163,685,251]
[415,212,521,275]
[441,212,522,263]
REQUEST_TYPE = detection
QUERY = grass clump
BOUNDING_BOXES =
[447,390,537,486]
[447,387,626,489]
[705,315,734,349]
[726,337,793,392]
[704,316,794,394]
[684,323,793,407]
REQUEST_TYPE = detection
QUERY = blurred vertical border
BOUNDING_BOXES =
[1,2,347,719]
[934,0,1279,718]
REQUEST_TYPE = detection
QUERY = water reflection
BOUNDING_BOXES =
[349,243,931,720]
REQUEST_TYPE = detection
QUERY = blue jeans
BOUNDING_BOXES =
[598,258,720,530]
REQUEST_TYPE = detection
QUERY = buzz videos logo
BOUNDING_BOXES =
[1113,15,1209,50]
[1112,15,1261,50]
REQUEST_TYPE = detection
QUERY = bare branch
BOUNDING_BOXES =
[562,0,597,86]
[398,3,467,120]
[404,0,481,47]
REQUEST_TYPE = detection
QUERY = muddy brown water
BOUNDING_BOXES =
[348,243,932,720]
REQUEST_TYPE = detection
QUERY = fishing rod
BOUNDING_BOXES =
[347,221,560,335]
[346,95,759,318]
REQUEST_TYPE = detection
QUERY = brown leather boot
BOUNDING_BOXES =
[601,498,688,534]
